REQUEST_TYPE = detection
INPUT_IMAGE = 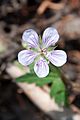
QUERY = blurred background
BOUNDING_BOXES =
[0,0,80,120]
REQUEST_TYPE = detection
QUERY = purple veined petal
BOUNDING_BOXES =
[18,50,38,66]
[47,50,67,67]
[42,27,59,48]
[22,29,39,48]
[34,58,49,78]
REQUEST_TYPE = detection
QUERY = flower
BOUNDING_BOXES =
[18,27,67,78]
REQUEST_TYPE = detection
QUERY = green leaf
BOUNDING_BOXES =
[16,73,39,83]
[16,73,54,86]
[50,78,68,106]
[16,66,62,87]
[16,63,68,106]
[36,77,53,86]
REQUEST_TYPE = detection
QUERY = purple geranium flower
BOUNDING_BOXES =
[18,27,67,78]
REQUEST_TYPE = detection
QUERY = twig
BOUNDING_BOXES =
[37,0,64,15]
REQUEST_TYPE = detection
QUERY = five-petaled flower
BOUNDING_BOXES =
[18,27,67,78]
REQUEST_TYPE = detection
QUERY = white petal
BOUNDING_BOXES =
[22,29,39,48]
[34,58,49,78]
[18,50,37,66]
[42,27,59,48]
[47,50,67,67]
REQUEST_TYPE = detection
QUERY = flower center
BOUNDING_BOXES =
[40,48,47,55]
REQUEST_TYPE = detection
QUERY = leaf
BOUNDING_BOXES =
[36,77,53,86]
[16,66,62,87]
[16,63,68,106]
[50,78,68,106]
[16,73,54,86]
[16,73,39,83]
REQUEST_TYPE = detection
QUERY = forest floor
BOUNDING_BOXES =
[0,0,80,120]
